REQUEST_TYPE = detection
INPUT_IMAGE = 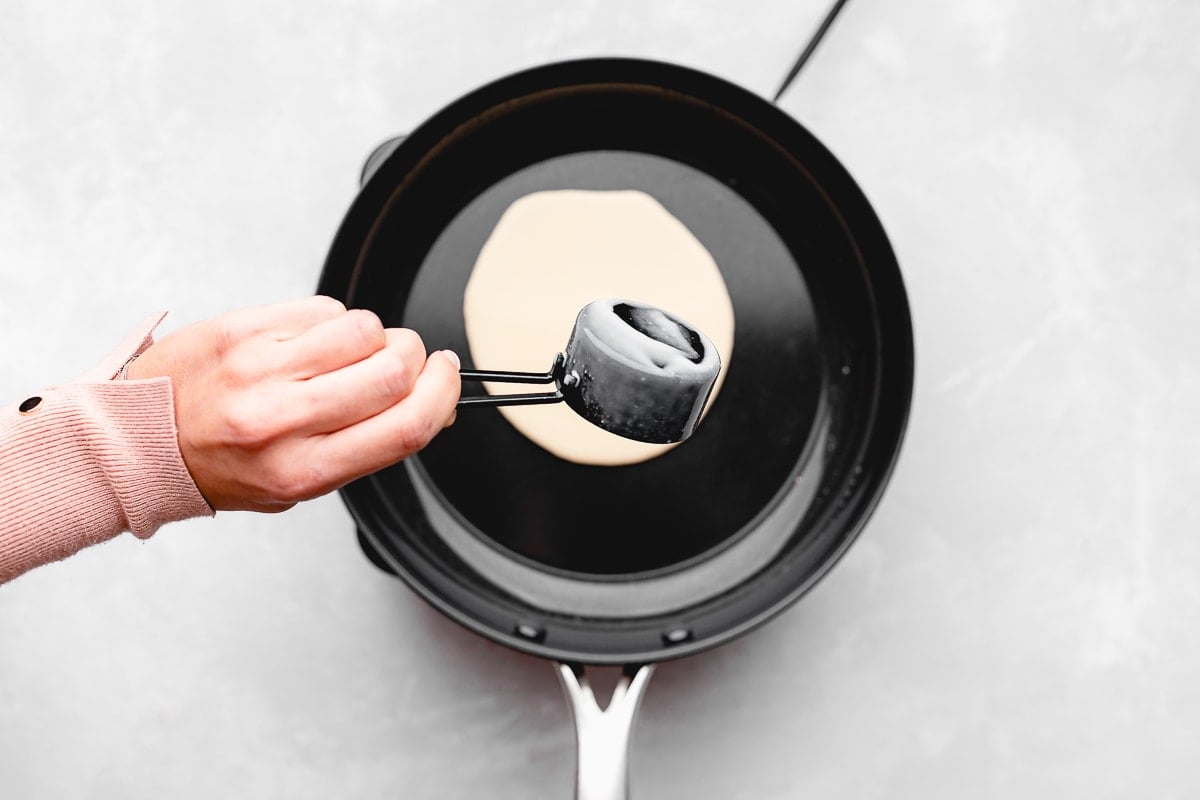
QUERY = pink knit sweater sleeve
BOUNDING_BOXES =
[0,313,213,584]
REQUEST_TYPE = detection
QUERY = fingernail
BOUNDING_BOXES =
[441,349,461,369]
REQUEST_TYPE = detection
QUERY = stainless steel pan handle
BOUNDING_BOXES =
[556,663,655,800]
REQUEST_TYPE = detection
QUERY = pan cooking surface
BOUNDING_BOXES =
[400,150,822,576]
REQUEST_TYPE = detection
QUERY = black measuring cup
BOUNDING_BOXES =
[457,299,721,444]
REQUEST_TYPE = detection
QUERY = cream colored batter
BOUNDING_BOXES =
[463,189,735,466]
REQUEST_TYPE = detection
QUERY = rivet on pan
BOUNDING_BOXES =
[514,622,546,643]
[661,627,693,645]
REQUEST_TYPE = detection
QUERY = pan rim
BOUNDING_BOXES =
[319,56,915,664]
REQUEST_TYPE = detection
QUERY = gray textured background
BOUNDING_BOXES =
[2,1,1199,797]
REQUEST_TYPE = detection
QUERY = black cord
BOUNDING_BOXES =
[772,0,851,103]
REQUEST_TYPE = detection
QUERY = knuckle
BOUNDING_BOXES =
[377,347,416,399]
[267,473,305,504]
[389,327,426,360]
[348,309,387,350]
[267,462,328,504]
[309,295,347,318]
[394,414,437,456]
[223,347,267,385]
[222,399,276,447]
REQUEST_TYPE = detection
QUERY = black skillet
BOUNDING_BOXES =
[318,55,912,799]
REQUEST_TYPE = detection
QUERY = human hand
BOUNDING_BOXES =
[125,296,461,512]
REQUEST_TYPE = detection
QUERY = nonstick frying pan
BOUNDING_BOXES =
[317,56,913,798]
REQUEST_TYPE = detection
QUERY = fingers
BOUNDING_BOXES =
[163,294,464,513]
[313,349,462,485]
[218,295,348,345]
[275,308,389,379]
[287,328,428,434]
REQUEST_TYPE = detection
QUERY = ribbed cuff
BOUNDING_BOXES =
[0,313,214,584]
[76,378,214,537]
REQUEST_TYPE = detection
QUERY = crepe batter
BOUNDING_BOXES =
[463,189,735,465]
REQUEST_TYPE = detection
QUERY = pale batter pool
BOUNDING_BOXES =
[462,189,735,465]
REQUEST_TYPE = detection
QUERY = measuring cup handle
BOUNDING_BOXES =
[456,355,566,408]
